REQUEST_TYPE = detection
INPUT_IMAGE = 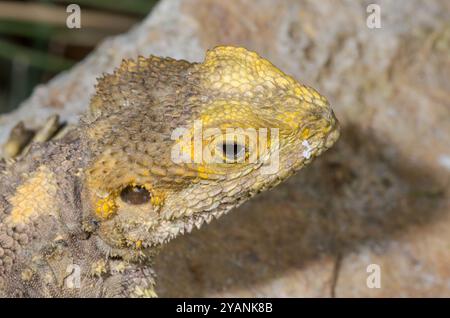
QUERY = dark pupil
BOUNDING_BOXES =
[120,185,151,205]
[222,142,243,160]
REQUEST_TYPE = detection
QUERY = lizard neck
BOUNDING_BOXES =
[0,134,158,297]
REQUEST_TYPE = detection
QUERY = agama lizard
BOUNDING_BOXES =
[0,46,339,297]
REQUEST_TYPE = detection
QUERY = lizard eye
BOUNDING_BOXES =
[120,185,151,205]
[220,141,246,162]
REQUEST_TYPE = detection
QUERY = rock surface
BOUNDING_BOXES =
[1,0,449,297]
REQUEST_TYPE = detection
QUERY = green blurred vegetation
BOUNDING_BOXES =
[0,0,158,114]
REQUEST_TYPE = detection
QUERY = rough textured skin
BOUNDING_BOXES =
[0,46,339,297]
[3,0,448,297]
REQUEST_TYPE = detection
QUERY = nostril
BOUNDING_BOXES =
[327,109,338,126]
[317,107,338,129]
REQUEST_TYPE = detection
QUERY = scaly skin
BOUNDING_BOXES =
[0,46,339,297]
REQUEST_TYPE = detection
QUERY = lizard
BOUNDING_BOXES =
[0,46,339,297]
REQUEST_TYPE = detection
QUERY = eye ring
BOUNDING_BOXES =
[119,185,151,205]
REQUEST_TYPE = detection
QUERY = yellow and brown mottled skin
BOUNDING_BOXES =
[0,46,339,297]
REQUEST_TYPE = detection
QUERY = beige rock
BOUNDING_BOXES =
[336,214,450,297]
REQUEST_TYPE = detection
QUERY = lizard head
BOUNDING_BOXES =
[81,46,339,257]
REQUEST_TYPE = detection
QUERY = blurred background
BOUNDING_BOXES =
[0,0,158,114]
